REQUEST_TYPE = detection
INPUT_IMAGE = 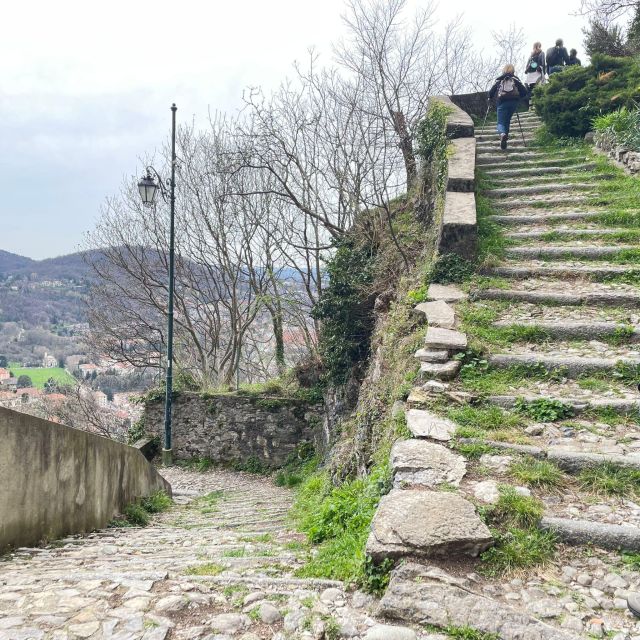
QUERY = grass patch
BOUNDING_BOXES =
[579,462,640,497]
[514,398,574,422]
[510,457,565,489]
[8,366,75,389]
[110,490,172,528]
[483,486,544,529]
[184,562,225,576]
[292,462,392,592]
[448,404,522,431]
[480,527,557,576]
[443,626,501,640]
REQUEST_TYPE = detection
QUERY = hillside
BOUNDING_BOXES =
[0,249,101,281]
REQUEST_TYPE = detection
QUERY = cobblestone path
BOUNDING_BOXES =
[0,468,394,640]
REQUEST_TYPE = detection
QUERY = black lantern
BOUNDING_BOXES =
[137,172,159,205]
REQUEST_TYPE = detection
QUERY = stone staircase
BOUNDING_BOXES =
[366,111,640,640]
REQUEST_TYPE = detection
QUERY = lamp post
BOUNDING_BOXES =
[137,103,177,466]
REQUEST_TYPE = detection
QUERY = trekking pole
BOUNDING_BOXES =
[515,111,527,147]
[481,99,491,131]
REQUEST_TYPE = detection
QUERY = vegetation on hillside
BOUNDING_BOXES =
[533,54,640,137]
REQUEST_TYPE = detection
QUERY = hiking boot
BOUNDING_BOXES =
[500,133,508,150]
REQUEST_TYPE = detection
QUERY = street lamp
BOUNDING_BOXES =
[137,103,177,466]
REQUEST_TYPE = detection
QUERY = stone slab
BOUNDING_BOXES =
[391,439,467,488]
[419,360,461,381]
[414,348,449,363]
[414,300,456,329]
[431,95,474,138]
[406,409,456,441]
[378,563,580,640]
[406,387,431,406]
[448,138,476,193]
[426,284,468,303]
[440,191,477,260]
[366,490,492,562]
[425,327,467,351]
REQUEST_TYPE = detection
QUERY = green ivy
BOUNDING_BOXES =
[312,238,376,385]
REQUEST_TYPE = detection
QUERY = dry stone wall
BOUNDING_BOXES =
[144,392,322,468]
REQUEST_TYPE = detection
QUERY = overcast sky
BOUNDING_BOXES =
[1,0,588,259]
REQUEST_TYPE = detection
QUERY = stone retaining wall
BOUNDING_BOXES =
[0,407,170,553]
[431,95,478,260]
[144,392,322,468]
[594,134,640,175]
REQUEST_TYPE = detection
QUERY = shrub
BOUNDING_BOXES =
[534,55,640,137]
[312,238,376,384]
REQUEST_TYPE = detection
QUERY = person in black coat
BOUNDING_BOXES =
[546,38,570,74]
[568,49,582,66]
[488,64,528,149]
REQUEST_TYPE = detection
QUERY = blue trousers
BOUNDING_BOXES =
[496,99,519,135]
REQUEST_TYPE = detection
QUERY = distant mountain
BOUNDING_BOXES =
[0,249,103,281]
[0,250,35,274]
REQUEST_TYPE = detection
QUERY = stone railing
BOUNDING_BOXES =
[431,95,478,260]
[144,392,323,468]
[0,407,170,553]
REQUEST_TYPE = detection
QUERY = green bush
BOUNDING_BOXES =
[416,101,451,194]
[514,398,574,422]
[534,55,640,137]
[594,106,640,151]
[312,238,376,384]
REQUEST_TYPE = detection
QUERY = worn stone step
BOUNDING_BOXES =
[491,320,640,342]
[506,244,634,259]
[487,183,594,198]
[476,287,640,307]
[540,517,640,552]
[477,140,533,151]
[478,155,589,169]
[406,408,456,441]
[424,327,467,350]
[379,563,579,640]
[491,173,609,188]
[419,360,461,381]
[366,490,492,562]
[486,394,640,415]
[484,262,638,280]
[488,211,603,225]
[475,133,535,143]
[505,228,632,240]
[488,352,640,377]
[483,163,596,178]
[493,194,591,209]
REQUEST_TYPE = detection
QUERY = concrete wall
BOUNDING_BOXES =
[450,91,490,119]
[0,407,171,553]
[145,392,322,467]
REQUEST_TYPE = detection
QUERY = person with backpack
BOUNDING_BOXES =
[546,39,570,75]
[525,42,546,91]
[488,64,528,150]
[568,49,582,66]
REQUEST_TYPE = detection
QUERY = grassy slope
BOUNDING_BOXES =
[9,364,75,388]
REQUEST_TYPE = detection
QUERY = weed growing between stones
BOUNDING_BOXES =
[514,398,574,422]
[184,562,225,576]
[510,458,566,489]
[579,462,640,497]
[110,490,172,528]
[483,487,544,529]
[442,625,501,640]
[448,404,523,432]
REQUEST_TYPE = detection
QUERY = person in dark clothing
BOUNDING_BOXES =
[525,42,546,92]
[488,64,528,149]
[546,38,570,75]
[568,49,582,66]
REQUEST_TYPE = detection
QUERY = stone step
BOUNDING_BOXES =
[478,154,589,169]
[505,244,635,259]
[488,352,640,377]
[476,139,533,151]
[540,517,640,552]
[483,162,597,177]
[492,194,591,209]
[505,228,632,240]
[475,287,640,307]
[475,133,535,143]
[486,394,640,415]
[491,320,640,342]
[487,183,594,198]
[488,211,603,225]
[484,262,639,280]
[378,562,578,640]
[491,173,608,188]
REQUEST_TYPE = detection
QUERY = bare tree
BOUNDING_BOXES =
[580,0,639,19]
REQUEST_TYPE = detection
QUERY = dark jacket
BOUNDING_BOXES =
[489,73,528,104]
[546,45,570,67]
[568,55,582,66]
[526,51,546,75]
